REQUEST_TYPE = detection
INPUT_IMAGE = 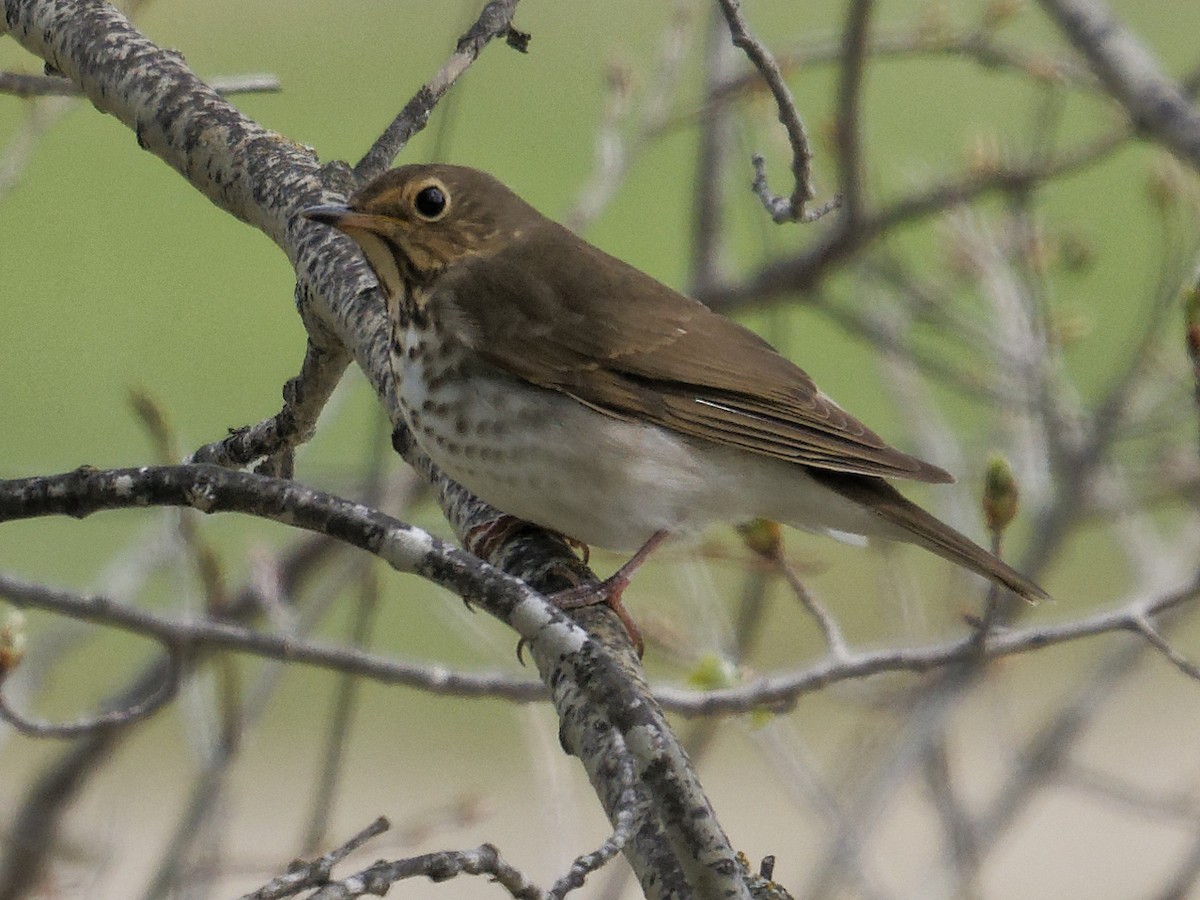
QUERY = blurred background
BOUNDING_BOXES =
[4,0,1200,897]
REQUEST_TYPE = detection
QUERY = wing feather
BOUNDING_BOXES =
[435,222,952,484]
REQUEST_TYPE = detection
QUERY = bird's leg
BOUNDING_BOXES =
[466,516,591,567]
[464,514,529,563]
[550,530,671,656]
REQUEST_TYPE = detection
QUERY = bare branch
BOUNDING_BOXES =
[0,95,71,201]
[715,0,833,223]
[7,551,1200,722]
[832,0,872,224]
[189,339,352,474]
[656,572,1200,716]
[0,571,544,704]
[305,843,542,900]
[700,123,1128,311]
[565,4,693,232]
[0,632,181,737]
[240,817,391,900]
[0,69,281,97]
[0,532,343,899]
[921,739,981,896]
[547,754,636,899]
[303,426,393,855]
[1186,270,1200,456]
[774,549,847,659]
[1129,613,1200,682]
[704,24,1098,110]
[353,0,527,180]
[0,462,753,896]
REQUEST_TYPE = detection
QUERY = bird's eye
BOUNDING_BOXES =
[413,184,448,220]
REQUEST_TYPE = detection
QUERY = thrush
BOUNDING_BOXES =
[303,164,1045,647]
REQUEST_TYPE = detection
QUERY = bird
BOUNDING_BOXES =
[302,163,1045,649]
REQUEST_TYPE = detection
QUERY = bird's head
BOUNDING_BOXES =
[302,164,539,294]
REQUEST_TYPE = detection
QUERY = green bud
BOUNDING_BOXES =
[983,455,1019,536]
[686,654,739,691]
[737,518,782,558]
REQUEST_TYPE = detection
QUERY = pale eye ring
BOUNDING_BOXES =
[413,184,448,220]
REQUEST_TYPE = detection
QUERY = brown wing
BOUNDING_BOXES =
[436,221,952,484]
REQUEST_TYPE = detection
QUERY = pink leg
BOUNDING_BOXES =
[551,530,670,656]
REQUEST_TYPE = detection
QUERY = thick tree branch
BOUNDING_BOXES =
[0,462,751,898]
[0,6,757,893]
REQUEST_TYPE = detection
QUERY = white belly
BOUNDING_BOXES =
[395,328,888,551]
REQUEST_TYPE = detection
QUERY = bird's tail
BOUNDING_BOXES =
[808,471,1047,602]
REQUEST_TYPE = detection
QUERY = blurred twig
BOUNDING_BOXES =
[1037,0,1200,171]
[832,0,872,225]
[565,2,693,231]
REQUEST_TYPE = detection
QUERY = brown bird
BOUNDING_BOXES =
[303,164,1044,647]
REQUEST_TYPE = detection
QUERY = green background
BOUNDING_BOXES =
[3,1,1200,897]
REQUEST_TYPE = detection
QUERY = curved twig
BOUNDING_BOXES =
[715,0,833,223]
[0,636,182,738]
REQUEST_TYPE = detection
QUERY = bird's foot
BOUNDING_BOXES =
[551,576,645,657]
[546,530,671,658]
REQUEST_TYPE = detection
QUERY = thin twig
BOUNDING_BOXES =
[1129,613,1200,682]
[307,843,543,900]
[0,639,181,737]
[1185,268,1200,457]
[775,554,847,659]
[1061,762,1200,822]
[240,816,391,900]
[654,571,1200,716]
[353,0,527,181]
[0,70,281,97]
[700,122,1130,311]
[703,25,1097,112]
[688,6,735,296]
[6,563,1200,719]
[0,534,343,900]
[715,0,832,223]
[921,738,981,898]
[833,0,872,225]
[0,96,72,201]
[547,753,636,899]
[565,2,693,232]
[188,339,351,475]
[0,571,545,706]
[302,417,392,854]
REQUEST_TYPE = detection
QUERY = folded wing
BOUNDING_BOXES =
[437,222,952,484]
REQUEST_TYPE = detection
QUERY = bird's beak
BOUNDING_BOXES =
[301,204,392,235]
